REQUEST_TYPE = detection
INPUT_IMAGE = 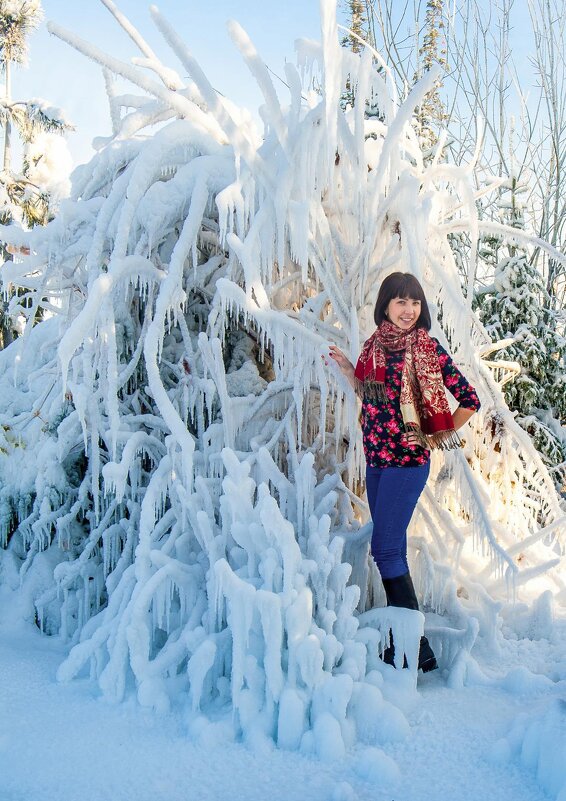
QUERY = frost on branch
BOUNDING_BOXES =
[0,0,564,750]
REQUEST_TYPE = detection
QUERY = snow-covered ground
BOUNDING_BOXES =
[2,587,564,801]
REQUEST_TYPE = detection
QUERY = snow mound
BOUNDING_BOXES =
[493,698,566,801]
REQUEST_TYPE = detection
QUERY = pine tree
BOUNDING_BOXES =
[341,0,367,53]
[340,1,372,111]
[0,0,73,347]
[414,0,449,150]
[475,178,566,470]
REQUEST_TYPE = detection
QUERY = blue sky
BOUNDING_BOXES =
[13,0,325,165]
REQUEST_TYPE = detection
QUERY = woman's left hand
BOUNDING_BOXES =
[402,431,429,450]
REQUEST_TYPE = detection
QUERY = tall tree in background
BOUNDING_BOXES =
[340,1,375,110]
[0,0,73,348]
[475,174,566,472]
[1,1,41,172]
[415,0,448,149]
[341,0,368,53]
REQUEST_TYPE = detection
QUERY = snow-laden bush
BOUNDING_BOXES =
[0,0,564,752]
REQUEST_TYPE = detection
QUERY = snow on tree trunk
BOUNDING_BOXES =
[0,0,564,753]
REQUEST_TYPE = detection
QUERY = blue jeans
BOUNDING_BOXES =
[366,463,430,580]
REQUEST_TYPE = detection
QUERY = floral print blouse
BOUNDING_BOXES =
[357,339,481,468]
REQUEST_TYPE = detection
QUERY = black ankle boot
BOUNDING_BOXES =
[418,636,438,672]
[381,573,438,672]
[382,640,396,666]
[381,634,436,671]
[381,637,408,668]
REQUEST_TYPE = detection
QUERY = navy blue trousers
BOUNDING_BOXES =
[366,463,430,580]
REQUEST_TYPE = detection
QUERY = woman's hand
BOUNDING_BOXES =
[322,345,356,389]
[327,345,353,371]
[401,430,429,450]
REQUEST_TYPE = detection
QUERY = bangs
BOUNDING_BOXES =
[390,274,426,302]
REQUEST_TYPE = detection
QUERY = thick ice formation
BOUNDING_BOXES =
[0,0,564,754]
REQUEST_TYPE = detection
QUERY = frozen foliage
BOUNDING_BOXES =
[0,0,564,754]
[475,181,566,474]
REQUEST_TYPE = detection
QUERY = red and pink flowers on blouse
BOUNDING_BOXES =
[358,339,480,468]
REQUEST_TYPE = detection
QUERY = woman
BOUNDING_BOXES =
[327,272,480,672]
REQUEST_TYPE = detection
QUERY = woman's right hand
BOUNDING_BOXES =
[327,345,353,372]
[323,345,356,388]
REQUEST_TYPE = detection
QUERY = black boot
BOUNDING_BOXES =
[418,636,438,673]
[382,572,419,609]
[381,573,438,673]
[381,642,396,666]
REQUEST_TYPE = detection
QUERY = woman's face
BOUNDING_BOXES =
[385,296,421,330]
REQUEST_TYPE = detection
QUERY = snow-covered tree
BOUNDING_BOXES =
[0,0,72,225]
[0,0,73,347]
[0,0,564,758]
[475,178,566,471]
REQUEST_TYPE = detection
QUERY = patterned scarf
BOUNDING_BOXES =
[354,321,461,450]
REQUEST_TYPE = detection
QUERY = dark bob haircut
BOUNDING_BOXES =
[373,271,432,330]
